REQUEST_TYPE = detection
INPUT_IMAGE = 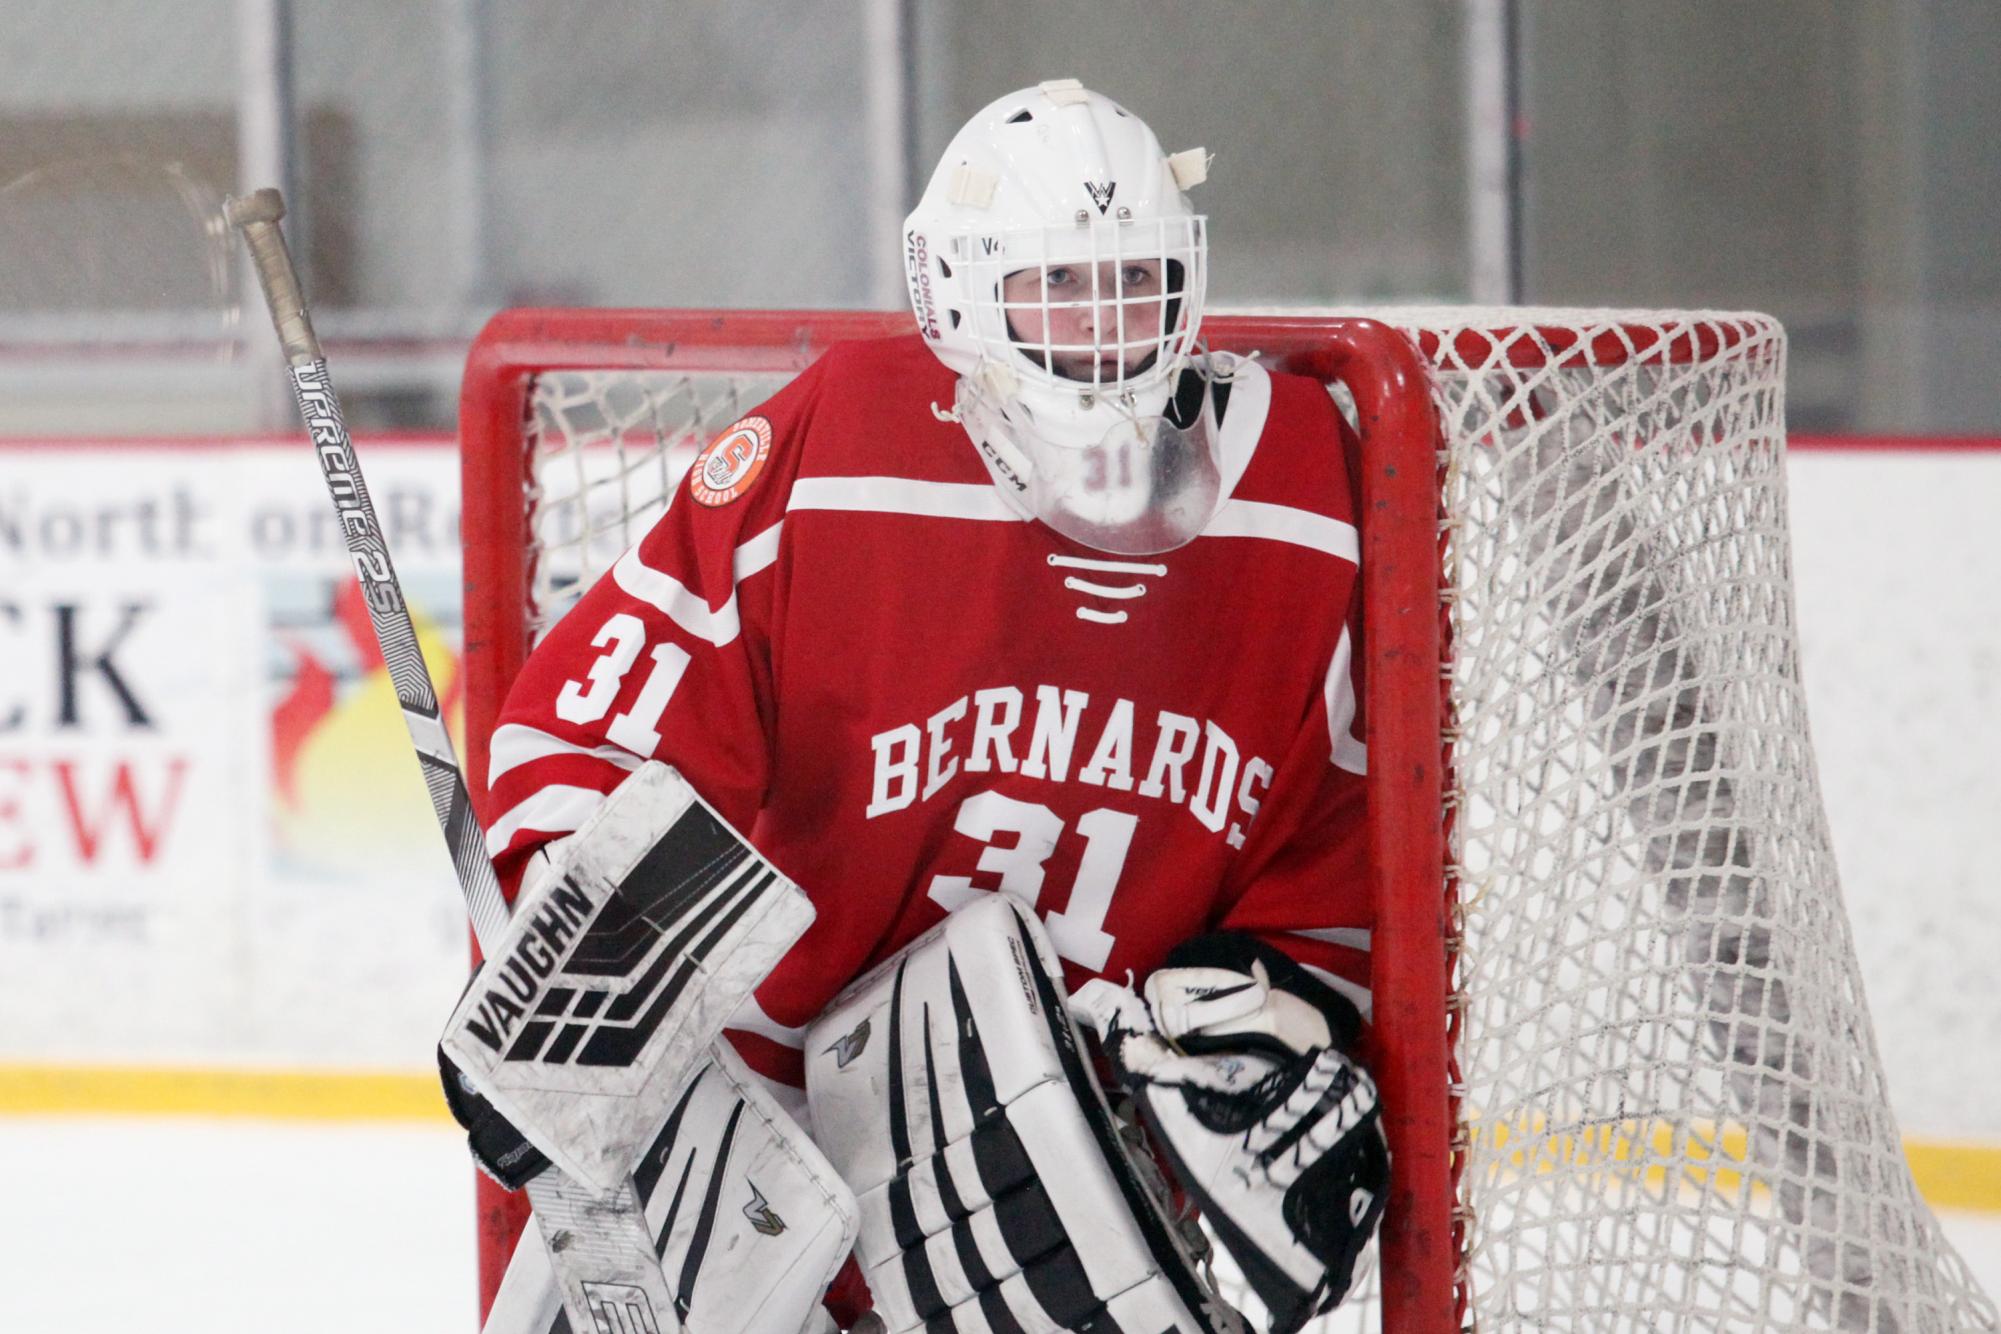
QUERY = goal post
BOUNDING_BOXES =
[457,307,1997,1332]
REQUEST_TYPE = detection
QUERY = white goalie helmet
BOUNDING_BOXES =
[903,79,1218,554]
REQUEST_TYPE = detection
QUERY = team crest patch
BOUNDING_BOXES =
[690,416,773,506]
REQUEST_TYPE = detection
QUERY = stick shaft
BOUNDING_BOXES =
[228,189,682,1334]
[228,190,510,953]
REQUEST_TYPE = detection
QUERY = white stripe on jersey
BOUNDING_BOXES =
[607,521,784,648]
[1205,498,1361,562]
[487,723,646,784]
[1300,961,1375,1022]
[726,992,808,1049]
[612,546,742,645]
[1061,576,1146,600]
[733,519,783,581]
[787,476,1027,522]
[1287,926,1373,952]
[1324,623,1368,775]
[484,784,607,858]
[1048,553,1169,576]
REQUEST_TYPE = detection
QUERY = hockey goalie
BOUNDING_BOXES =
[462,78,1389,1334]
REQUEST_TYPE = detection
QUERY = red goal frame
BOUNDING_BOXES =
[457,308,1458,1331]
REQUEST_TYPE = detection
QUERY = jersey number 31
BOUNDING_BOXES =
[926,791,1135,972]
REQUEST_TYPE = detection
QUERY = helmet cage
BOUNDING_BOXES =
[950,213,1207,399]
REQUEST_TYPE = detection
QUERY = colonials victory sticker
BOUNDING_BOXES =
[690,415,773,506]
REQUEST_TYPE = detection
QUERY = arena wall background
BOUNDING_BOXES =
[1,431,1995,1212]
[2,0,1997,1236]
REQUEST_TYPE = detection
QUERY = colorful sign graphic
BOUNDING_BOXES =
[1,438,470,1069]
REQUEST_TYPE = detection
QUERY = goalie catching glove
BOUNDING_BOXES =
[1071,935,1389,1334]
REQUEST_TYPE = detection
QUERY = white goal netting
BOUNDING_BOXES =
[486,307,1997,1333]
[1410,308,1991,1332]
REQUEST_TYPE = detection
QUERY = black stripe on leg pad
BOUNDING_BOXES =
[673,1099,744,1318]
[1002,905,1220,1333]
[633,1066,708,1206]
[989,1180,1068,1268]
[1018,1245,1108,1331]
[886,961,949,1322]
[922,1017,997,1295]
[965,1119,1036,1205]
[946,958,1002,1120]
[976,1284,1028,1334]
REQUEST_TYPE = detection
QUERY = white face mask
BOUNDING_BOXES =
[953,368,1224,556]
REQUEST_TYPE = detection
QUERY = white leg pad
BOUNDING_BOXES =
[806,895,1242,1334]
[485,1042,857,1334]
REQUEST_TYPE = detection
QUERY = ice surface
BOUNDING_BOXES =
[1,1115,1995,1332]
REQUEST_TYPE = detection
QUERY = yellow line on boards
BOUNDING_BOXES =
[1463,1112,2001,1216]
[0,1064,450,1123]
[1906,1140,2001,1214]
[5,1065,2001,1215]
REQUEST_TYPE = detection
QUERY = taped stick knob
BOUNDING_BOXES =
[226,186,321,364]
[223,187,285,228]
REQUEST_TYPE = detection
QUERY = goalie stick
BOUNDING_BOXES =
[225,187,748,1334]
[228,188,510,953]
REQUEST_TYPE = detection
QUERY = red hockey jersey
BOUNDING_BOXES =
[482,335,1370,1092]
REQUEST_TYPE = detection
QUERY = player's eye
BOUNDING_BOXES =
[1042,266,1076,289]
[1121,264,1159,292]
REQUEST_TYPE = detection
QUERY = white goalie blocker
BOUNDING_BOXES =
[805,895,1244,1334]
[440,762,816,1194]
[486,1041,859,1334]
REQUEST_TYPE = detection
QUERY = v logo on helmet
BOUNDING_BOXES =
[1084,180,1116,213]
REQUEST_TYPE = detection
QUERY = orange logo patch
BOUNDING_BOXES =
[690,416,773,506]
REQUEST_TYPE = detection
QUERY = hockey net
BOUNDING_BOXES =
[458,308,1997,1333]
